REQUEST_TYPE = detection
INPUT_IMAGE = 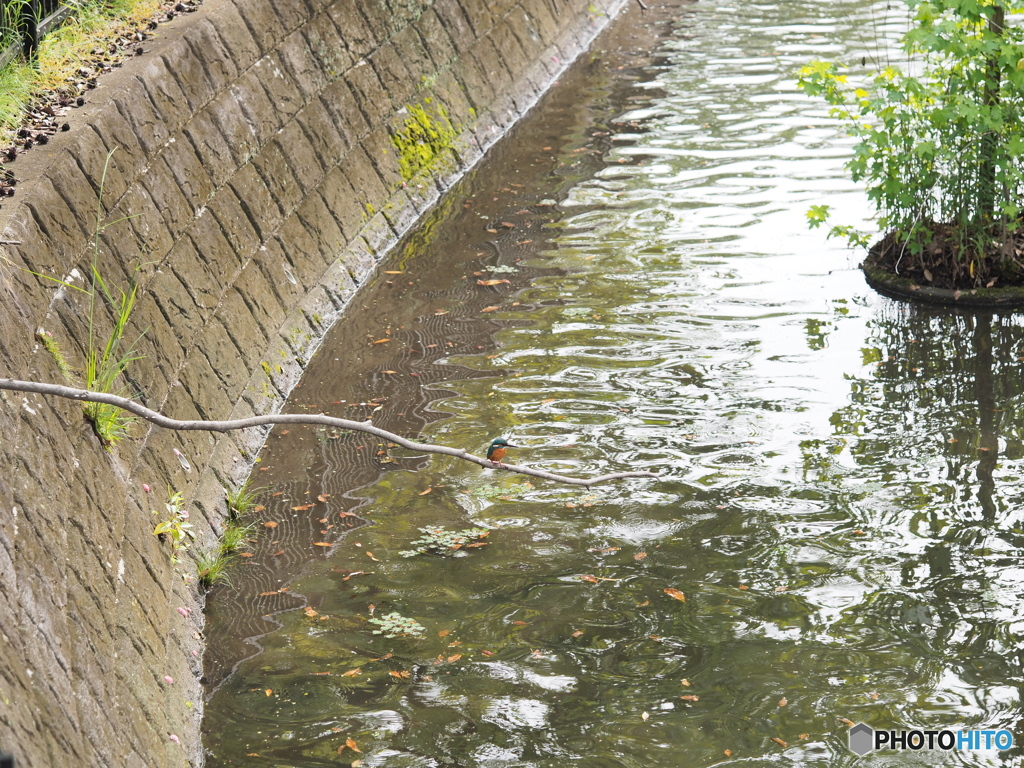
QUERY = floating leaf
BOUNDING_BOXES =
[680,694,699,702]
[265,689,272,697]
[419,487,432,496]
[447,654,462,663]
[572,630,584,637]
[771,737,788,748]
[292,503,315,511]
[642,711,650,721]
[779,697,788,707]
[373,339,390,344]
[634,552,648,561]
[664,588,686,602]
[342,668,362,677]
[384,271,403,274]
[305,607,318,618]
[580,575,600,584]
[481,306,500,312]
[438,629,451,638]
[477,279,510,286]
[264,521,278,528]
[318,494,330,502]
[681,679,690,686]
[366,552,379,561]
[313,542,331,547]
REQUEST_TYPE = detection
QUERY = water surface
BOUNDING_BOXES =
[204,1,1024,765]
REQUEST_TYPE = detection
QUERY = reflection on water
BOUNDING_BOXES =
[203,0,1024,765]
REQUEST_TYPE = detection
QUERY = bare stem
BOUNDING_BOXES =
[0,378,662,487]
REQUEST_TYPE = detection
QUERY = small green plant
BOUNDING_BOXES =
[219,519,255,554]
[195,548,234,589]
[399,526,490,557]
[35,328,77,384]
[368,612,425,638]
[798,0,1024,285]
[152,490,195,563]
[224,478,265,520]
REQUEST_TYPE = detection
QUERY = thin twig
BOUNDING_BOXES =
[0,379,661,487]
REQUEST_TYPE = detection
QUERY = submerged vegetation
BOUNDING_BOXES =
[799,0,1024,289]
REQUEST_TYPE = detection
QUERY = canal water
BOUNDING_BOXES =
[203,0,1024,765]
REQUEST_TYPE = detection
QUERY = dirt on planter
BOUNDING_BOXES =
[865,223,1024,291]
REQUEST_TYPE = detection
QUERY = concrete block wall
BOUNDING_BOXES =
[0,0,626,765]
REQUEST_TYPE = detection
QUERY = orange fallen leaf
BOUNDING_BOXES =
[572,630,583,638]
[292,503,315,511]
[481,306,500,312]
[587,547,620,554]
[318,494,330,502]
[634,552,647,561]
[438,629,451,638]
[264,521,278,528]
[258,591,278,596]
[384,271,403,274]
[389,670,411,679]
[419,488,432,496]
[253,505,266,511]
[580,575,600,583]
[264,689,272,697]
[447,654,462,663]
[342,668,362,677]
[512,621,529,626]
[373,339,390,344]
[312,671,332,676]
[366,552,380,561]
[724,749,733,757]
[738,584,749,590]
[272,550,284,556]
[680,694,699,701]
[305,607,318,618]
[838,717,856,727]
[238,552,254,558]
[345,737,362,753]
[481,649,494,656]
[281,430,289,435]
[664,588,686,602]
[798,733,809,740]
[681,679,690,686]
[341,571,369,581]
[771,737,788,748]
[477,279,510,286]
[778,697,788,707]
[313,542,332,547]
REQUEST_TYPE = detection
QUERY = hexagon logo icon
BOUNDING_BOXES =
[849,722,874,755]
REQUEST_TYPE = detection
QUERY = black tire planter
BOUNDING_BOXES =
[862,263,1024,310]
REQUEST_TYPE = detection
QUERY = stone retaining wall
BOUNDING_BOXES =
[0,0,626,764]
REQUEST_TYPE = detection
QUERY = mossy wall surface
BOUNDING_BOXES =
[0,0,626,765]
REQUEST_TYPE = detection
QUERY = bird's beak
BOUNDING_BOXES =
[505,443,520,448]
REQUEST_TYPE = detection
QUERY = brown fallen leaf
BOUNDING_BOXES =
[587,547,621,554]
[572,630,584,637]
[838,717,856,727]
[779,697,788,707]
[342,668,362,677]
[798,733,809,740]
[477,279,511,286]
[341,571,369,582]
[634,552,648,561]
[771,737,788,748]
[724,749,733,757]
[265,689,272,697]
[292,503,315,511]
[318,494,330,502]
[664,588,686,602]
[481,649,494,656]
[384,271,403,274]
[438,629,452,638]
[447,654,462,663]
[264,521,278,528]
[373,339,390,344]
[313,542,331,547]
[366,552,380,561]
[345,737,362,753]
[238,552,254,558]
[272,550,285,556]
[680,695,699,702]
[258,591,278,597]
[481,306,500,312]
[580,575,600,583]
[681,679,690,686]
[305,607,318,618]
[512,621,529,626]
[389,670,411,679]
[418,488,432,496]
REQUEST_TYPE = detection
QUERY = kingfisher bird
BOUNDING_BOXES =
[486,437,518,467]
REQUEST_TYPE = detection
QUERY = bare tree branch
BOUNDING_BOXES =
[0,378,661,487]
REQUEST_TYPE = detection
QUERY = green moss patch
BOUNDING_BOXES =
[390,100,458,182]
